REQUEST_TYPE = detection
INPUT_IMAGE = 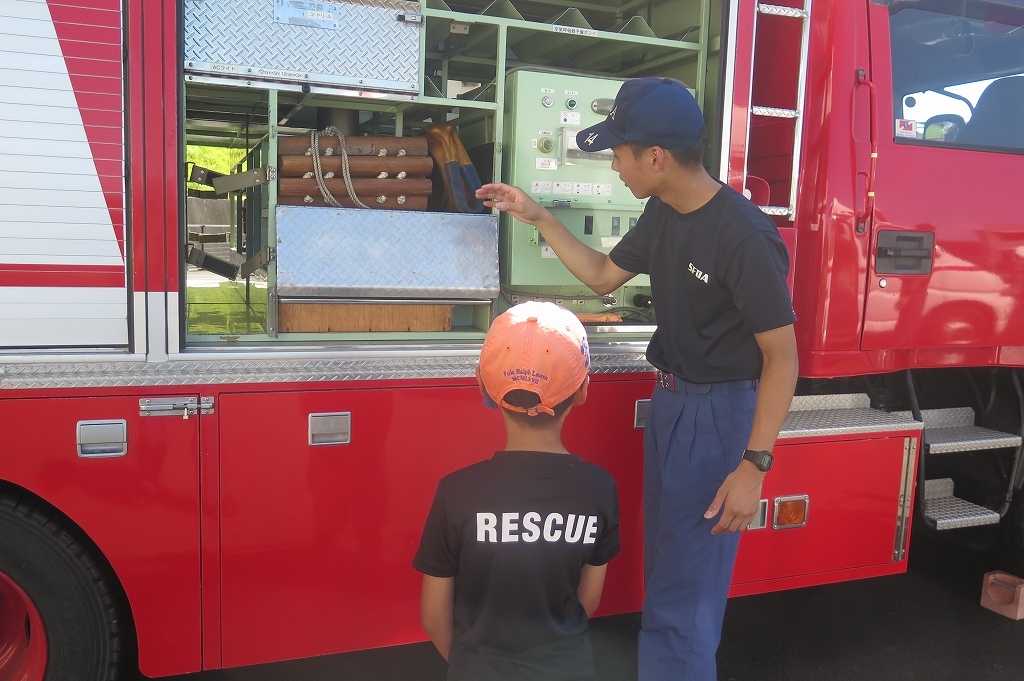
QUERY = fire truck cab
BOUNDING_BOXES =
[1,1,1022,679]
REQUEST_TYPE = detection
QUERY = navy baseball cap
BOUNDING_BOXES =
[576,77,704,152]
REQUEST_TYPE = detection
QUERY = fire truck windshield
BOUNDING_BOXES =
[888,0,1024,151]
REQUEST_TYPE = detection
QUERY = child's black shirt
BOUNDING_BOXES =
[414,450,620,681]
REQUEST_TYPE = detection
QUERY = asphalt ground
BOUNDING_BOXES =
[147,526,1023,681]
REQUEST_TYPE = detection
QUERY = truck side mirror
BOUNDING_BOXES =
[923,114,966,142]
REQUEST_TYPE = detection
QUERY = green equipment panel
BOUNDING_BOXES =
[501,71,651,308]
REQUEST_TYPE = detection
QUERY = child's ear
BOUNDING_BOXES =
[476,367,499,409]
[572,375,590,406]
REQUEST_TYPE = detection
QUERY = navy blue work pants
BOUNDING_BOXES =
[637,379,757,681]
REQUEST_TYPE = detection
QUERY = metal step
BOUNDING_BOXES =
[923,478,1000,529]
[780,393,922,440]
[758,3,809,19]
[920,407,1022,454]
[751,105,800,119]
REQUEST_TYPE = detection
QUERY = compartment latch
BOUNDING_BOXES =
[139,397,215,419]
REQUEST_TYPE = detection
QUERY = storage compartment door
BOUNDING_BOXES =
[183,0,422,94]
[732,436,916,594]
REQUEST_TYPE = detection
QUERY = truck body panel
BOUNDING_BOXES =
[1,0,1021,677]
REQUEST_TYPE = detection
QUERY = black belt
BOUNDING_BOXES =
[657,369,682,391]
[656,369,757,394]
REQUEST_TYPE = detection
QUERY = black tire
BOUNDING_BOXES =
[0,489,124,681]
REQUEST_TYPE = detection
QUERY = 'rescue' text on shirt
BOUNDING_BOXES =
[477,511,599,544]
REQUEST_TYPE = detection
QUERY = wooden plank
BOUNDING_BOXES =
[278,303,452,333]
[277,177,433,197]
[276,195,429,210]
[277,135,429,157]
[277,154,434,177]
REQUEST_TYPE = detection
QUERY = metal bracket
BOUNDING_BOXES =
[239,246,274,279]
[186,244,239,280]
[211,166,276,195]
[189,164,224,186]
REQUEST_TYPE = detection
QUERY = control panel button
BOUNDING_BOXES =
[541,95,554,108]
[592,97,615,114]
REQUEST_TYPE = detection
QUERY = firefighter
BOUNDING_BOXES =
[476,77,798,680]
[414,301,620,680]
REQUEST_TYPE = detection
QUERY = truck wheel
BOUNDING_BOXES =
[0,491,124,681]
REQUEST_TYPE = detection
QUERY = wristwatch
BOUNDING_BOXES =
[742,449,774,472]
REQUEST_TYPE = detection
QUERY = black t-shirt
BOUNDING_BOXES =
[610,185,796,383]
[413,450,620,681]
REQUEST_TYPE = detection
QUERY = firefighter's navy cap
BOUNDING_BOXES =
[576,77,704,152]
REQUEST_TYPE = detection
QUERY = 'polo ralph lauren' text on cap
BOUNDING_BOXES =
[576,77,704,152]
[478,301,590,417]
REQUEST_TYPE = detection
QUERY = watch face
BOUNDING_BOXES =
[745,449,772,471]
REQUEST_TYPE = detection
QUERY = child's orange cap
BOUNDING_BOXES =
[479,301,591,416]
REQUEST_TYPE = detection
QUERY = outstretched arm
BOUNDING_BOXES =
[476,183,637,295]
[420,575,455,660]
[705,324,798,534]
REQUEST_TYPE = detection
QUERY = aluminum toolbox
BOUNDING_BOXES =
[275,206,499,299]
[183,0,421,94]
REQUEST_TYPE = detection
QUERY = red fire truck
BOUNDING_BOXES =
[1,0,1022,678]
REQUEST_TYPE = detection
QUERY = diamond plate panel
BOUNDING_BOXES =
[0,347,652,389]
[924,496,1000,529]
[924,425,1022,453]
[275,206,499,299]
[183,0,420,93]
[758,4,808,19]
[923,477,955,500]
[786,394,926,438]
[920,407,974,428]
[790,393,870,411]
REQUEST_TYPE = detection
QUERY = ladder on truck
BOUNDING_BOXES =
[743,1,811,219]
[906,372,1024,530]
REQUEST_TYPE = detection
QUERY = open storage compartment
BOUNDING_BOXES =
[180,0,722,347]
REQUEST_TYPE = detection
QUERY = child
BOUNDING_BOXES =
[413,301,620,681]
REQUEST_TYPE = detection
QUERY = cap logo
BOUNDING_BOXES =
[478,301,590,417]
[584,132,599,146]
